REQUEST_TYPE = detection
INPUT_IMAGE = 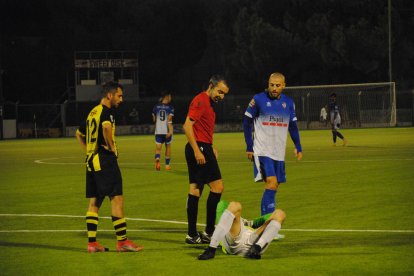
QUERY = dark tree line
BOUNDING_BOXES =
[0,0,413,103]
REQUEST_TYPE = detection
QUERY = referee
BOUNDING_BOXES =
[183,75,230,244]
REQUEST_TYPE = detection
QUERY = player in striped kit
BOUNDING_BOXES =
[76,81,143,253]
[243,72,303,218]
[152,91,174,170]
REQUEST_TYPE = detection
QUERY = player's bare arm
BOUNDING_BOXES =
[213,147,219,159]
[183,116,205,164]
[102,122,116,154]
[76,130,86,151]
[166,114,173,138]
[294,149,303,161]
[246,151,254,161]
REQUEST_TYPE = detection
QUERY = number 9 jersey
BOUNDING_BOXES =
[152,103,174,135]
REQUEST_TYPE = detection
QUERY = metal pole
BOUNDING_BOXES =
[358,91,362,127]
[388,0,392,83]
[15,102,18,137]
[61,100,67,137]
[34,113,37,138]
[0,104,3,140]
[306,93,310,129]
[412,89,414,126]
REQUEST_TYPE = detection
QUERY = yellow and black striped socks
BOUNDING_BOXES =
[86,211,99,243]
[112,216,127,241]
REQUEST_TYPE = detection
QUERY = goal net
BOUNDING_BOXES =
[283,82,396,129]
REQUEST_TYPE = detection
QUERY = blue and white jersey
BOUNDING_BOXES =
[329,102,341,125]
[245,92,297,161]
[152,104,174,135]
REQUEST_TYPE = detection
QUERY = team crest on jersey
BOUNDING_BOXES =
[266,102,271,107]
[248,99,255,108]
[282,102,287,109]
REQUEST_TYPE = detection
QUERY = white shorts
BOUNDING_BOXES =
[221,222,270,256]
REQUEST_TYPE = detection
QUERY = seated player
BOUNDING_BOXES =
[198,200,286,260]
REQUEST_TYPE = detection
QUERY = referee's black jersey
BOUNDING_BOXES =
[77,104,117,171]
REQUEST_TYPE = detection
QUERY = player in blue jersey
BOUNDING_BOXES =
[243,72,303,217]
[152,91,174,170]
[328,93,347,146]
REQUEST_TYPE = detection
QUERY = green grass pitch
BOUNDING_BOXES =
[1,128,413,275]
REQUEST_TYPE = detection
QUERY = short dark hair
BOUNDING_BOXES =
[102,81,123,97]
[208,74,228,88]
[330,93,337,98]
[160,90,171,98]
[159,90,171,102]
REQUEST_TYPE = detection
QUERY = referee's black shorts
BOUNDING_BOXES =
[86,150,123,198]
[185,142,222,187]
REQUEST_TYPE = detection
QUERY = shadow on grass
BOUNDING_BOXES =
[122,165,188,176]
[270,233,414,259]
[342,145,385,148]
[75,227,188,246]
[0,241,82,252]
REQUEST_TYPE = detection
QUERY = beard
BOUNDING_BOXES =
[269,91,281,99]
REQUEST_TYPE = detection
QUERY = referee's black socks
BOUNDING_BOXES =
[187,194,200,237]
[206,191,222,235]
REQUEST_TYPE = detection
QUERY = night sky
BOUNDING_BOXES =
[1,0,413,104]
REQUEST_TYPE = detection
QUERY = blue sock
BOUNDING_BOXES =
[165,157,170,165]
[155,154,160,160]
[261,189,276,216]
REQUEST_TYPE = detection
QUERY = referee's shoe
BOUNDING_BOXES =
[200,231,212,244]
[185,234,202,244]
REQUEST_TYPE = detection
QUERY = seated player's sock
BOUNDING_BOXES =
[187,194,200,237]
[86,211,99,242]
[255,220,281,249]
[215,200,229,224]
[210,209,235,248]
[206,191,222,234]
[251,213,272,229]
[112,216,127,241]
[261,189,276,216]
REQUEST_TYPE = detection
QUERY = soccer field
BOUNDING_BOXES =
[1,128,414,275]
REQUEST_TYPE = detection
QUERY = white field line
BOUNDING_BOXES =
[34,157,414,165]
[0,213,413,234]
[0,229,184,233]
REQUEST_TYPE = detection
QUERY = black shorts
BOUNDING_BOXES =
[86,150,123,198]
[185,142,222,187]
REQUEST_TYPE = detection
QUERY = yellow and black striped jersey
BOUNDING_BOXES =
[77,104,117,171]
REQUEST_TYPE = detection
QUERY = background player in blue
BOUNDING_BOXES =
[328,93,347,146]
[243,72,303,217]
[152,91,174,170]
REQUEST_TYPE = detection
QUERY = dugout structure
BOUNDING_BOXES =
[283,82,397,129]
[74,50,139,101]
